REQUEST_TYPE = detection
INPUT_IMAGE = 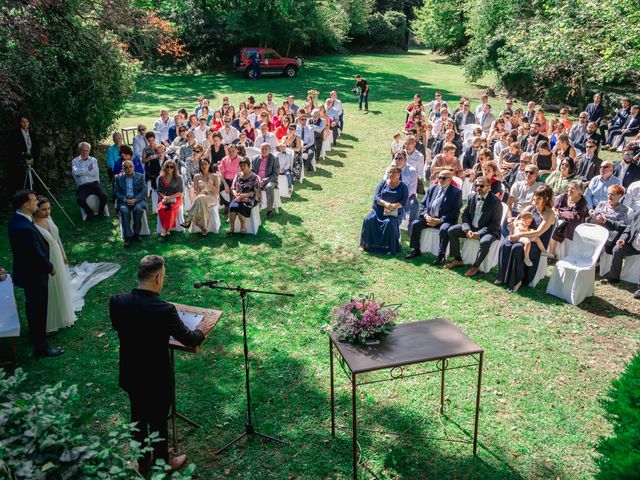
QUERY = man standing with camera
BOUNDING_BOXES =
[6,116,40,192]
[354,74,369,112]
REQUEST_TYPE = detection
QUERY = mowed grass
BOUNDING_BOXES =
[1,51,638,479]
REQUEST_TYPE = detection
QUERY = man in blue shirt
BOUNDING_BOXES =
[114,160,147,248]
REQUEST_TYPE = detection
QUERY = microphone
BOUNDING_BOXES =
[193,280,224,288]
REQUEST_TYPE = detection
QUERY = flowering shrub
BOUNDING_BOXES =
[329,294,397,344]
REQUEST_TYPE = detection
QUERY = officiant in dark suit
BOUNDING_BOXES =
[110,255,214,474]
[7,190,62,357]
[5,116,41,192]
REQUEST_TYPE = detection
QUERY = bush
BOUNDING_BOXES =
[595,354,640,479]
[0,368,195,480]
[360,10,407,48]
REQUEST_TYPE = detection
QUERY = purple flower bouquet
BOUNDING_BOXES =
[329,294,398,345]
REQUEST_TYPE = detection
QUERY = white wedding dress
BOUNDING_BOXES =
[36,218,76,333]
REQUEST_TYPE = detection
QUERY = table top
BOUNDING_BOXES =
[169,303,222,353]
[330,318,483,374]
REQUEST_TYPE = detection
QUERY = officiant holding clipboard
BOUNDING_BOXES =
[110,255,215,474]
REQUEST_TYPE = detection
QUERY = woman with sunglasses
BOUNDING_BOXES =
[157,160,183,238]
[133,124,148,159]
[280,124,303,183]
[545,157,576,195]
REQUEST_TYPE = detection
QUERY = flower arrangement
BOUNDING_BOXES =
[328,294,398,345]
[307,89,320,97]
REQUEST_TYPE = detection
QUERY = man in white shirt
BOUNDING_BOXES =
[153,110,174,146]
[432,108,451,137]
[194,117,208,144]
[623,180,640,213]
[478,104,496,135]
[254,123,277,152]
[266,93,278,115]
[219,116,239,145]
[405,136,425,180]
[287,95,299,117]
[330,91,344,131]
[71,142,108,219]
[475,94,491,118]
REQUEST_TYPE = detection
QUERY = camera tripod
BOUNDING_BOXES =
[24,164,76,228]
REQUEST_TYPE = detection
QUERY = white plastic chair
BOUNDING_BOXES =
[599,252,640,283]
[554,238,572,261]
[118,208,151,238]
[546,224,609,305]
[461,202,509,272]
[233,205,261,234]
[80,194,109,220]
[278,175,292,198]
[260,186,281,212]
[461,178,473,201]
[190,206,221,234]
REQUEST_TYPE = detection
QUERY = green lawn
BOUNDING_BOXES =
[2,50,638,479]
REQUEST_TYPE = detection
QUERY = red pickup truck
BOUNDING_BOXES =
[233,47,303,79]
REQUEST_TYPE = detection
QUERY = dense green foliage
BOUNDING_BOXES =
[412,0,640,103]
[596,354,640,479]
[0,369,195,479]
[0,0,183,188]
[1,51,637,479]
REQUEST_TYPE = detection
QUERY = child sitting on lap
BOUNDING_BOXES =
[513,211,546,267]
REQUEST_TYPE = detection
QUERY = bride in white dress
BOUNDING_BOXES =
[34,196,76,333]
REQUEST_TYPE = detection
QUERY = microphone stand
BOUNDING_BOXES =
[199,283,294,454]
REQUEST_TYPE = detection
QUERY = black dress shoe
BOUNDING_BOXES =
[432,255,445,265]
[267,210,274,218]
[405,250,421,259]
[600,278,620,284]
[634,289,640,300]
[133,234,142,242]
[124,239,131,248]
[35,347,64,357]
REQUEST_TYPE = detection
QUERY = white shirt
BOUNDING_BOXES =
[71,156,100,186]
[219,126,240,145]
[617,162,630,182]
[133,135,148,159]
[623,181,640,213]
[276,150,293,171]
[406,149,425,180]
[266,100,278,115]
[153,117,174,143]
[254,133,277,152]
[21,129,32,154]
[472,195,485,228]
[475,103,491,118]
[332,98,343,115]
[194,125,208,144]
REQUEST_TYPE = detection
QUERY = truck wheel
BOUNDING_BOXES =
[246,69,255,79]
[284,65,297,78]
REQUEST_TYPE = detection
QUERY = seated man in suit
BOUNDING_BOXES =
[614,145,640,188]
[110,255,215,473]
[574,122,602,154]
[251,143,280,218]
[600,208,640,300]
[454,100,476,133]
[574,139,602,183]
[478,103,495,135]
[520,122,549,154]
[604,105,640,151]
[405,169,462,263]
[115,160,147,248]
[603,97,631,146]
[444,177,503,277]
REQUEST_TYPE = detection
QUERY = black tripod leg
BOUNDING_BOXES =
[215,432,248,455]
[253,430,289,445]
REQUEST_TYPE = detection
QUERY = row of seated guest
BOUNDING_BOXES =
[364,91,640,295]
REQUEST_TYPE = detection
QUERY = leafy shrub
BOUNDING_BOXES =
[0,368,195,480]
[595,354,640,479]
[362,10,407,48]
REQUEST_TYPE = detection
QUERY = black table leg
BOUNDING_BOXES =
[330,338,335,437]
[352,372,357,480]
[473,352,483,455]
[439,359,446,413]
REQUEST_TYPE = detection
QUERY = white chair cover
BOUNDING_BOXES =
[546,224,609,305]
[599,252,640,283]
[464,124,481,142]
[321,136,332,159]
[461,178,473,202]
[554,238,572,261]
[190,206,221,234]
[80,194,109,220]
[420,228,447,257]
[0,276,20,338]
[529,252,549,287]
[233,205,261,234]
[118,208,151,238]
[461,202,509,272]
[278,175,292,198]
[181,166,192,211]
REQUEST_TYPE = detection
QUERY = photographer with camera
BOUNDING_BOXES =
[6,116,41,192]
[354,74,369,112]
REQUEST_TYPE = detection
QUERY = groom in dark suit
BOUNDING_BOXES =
[110,255,214,473]
[7,190,63,357]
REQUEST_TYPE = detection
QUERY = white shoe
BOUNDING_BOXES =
[524,258,533,267]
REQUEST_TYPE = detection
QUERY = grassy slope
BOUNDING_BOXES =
[1,51,638,479]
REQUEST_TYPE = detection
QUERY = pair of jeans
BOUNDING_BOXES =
[358,92,369,110]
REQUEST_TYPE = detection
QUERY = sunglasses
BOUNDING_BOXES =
[525,171,536,175]
[476,183,489,188]
[587,145,597,148]
[165,165,175,170]
[438,176,450,180]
